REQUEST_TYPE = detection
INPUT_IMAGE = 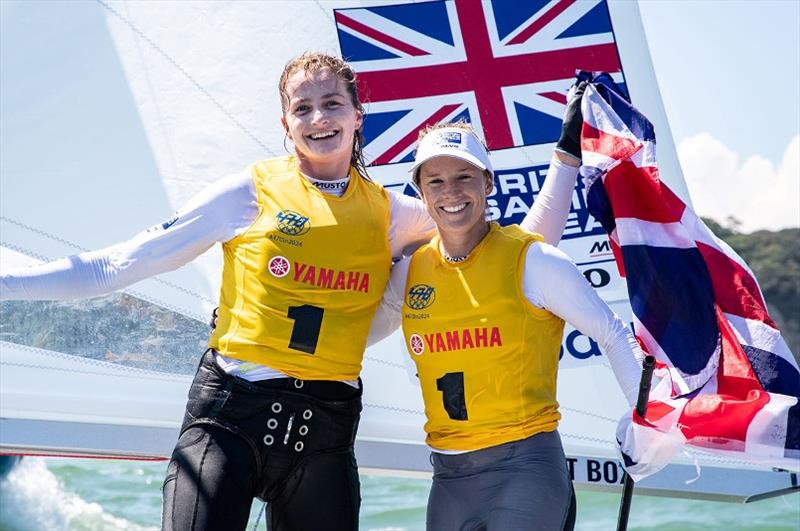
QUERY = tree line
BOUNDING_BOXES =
[703,218,799,364]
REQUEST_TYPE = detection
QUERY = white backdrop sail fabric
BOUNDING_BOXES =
[3,1,796,498]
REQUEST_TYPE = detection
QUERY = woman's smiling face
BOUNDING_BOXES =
[281,67,362,179]
[417,156,493,241]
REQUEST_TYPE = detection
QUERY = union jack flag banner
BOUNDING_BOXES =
[579,72,800,480]
[334,0,624,166]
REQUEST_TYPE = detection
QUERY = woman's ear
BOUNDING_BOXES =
[281,116,291,140]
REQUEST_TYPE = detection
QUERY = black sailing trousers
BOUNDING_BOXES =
[161,349,362,531]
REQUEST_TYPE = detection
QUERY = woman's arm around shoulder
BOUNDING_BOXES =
[387,190,436,259]
[366,256,410,347]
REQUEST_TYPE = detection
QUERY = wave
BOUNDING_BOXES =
[0,458,156,531]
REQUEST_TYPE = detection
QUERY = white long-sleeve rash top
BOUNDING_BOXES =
[367,242,645,407]
[0,157,584,381]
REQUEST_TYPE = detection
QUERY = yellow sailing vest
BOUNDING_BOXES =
[402,224,565,451]
[209,156,391,380]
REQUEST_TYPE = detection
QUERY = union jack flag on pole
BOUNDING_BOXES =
[579,72,800,480]
[335,0,625,166]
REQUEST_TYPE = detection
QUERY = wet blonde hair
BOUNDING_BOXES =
[278,52,368,177]
[412,120,492,189]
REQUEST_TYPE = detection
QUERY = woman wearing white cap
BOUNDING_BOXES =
[368,122,645,530]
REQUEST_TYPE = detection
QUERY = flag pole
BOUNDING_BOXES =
[616,355,656,531]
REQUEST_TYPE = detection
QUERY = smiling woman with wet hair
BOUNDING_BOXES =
[278,53,369,178]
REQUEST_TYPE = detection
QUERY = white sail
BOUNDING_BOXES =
[0,0,795,502]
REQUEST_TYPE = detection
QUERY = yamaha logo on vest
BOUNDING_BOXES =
[275,210,311,236]
[409,334,425,355]
[407,284,435,310]
[268,256,291,278]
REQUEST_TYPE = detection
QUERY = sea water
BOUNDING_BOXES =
[0,457,797,531]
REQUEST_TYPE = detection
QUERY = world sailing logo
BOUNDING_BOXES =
[407,284,435,310]
[275,210,311,236]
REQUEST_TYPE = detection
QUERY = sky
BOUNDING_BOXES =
[637,0,800,232]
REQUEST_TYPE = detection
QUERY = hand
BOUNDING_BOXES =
[209,307,218,330]
[555,80,588,161]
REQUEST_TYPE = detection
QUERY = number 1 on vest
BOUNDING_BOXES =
[287,305,324,354]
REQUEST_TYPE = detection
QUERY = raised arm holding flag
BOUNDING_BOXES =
[575,71,799,481]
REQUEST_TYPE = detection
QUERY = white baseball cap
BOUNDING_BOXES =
[409,127,493,179]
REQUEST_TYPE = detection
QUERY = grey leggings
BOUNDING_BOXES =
[427,430,576,531]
